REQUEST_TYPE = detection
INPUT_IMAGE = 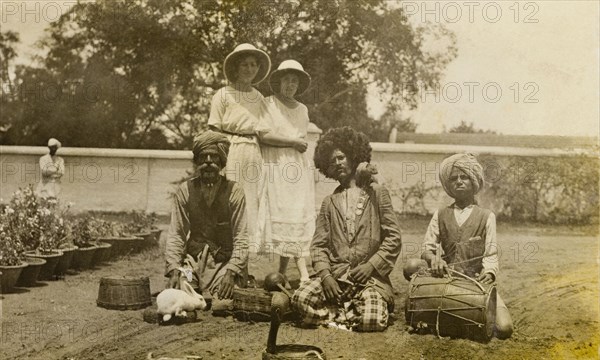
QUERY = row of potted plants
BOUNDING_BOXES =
[0,185,162,293]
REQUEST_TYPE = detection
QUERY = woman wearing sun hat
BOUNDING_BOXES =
[256,60,315,286]
[209,43,271,253]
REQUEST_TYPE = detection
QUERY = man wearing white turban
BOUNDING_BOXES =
[36,138,65,199]
[438,153,485,198]
[404,153,513,339]
[165,130,249,302]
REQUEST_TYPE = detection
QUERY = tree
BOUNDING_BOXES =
[370,108,417,142]
[0,30,20,143]
[0,30,19,95]
[447,120,497,134]
[6,0,456,149]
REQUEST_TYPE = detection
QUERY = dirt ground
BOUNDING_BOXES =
[1,219,598,360]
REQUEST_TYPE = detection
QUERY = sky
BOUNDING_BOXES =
[2,0,599,137]
[367,0,600,136]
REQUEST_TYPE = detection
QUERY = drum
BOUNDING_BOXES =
[405,272,497,341]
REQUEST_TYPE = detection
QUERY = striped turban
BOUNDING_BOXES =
[192,130,230,166]
[439,153,484,197]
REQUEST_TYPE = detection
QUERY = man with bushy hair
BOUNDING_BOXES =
[292,126,402,332]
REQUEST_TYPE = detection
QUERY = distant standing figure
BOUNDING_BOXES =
[257,60,315,285]
[209,43,272,251]
[37,138,64,199]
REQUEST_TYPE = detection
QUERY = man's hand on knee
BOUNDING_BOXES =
[321,274,342,303]
[350,263,375,284]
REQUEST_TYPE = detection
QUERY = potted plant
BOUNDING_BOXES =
[53,218,79,278]
[23,202,67,280]
[95,219,141,259]
[70,217,98,270]
[5,186,42,252]
[5,186,64,280]
[89,217,112,266]
[17,248,47,287]
[147,212,162,245]
[23,234,64,280]
[124,211,156,249]
[0,211,28,293]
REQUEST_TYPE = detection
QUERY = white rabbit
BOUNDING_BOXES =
[156,276,207,322]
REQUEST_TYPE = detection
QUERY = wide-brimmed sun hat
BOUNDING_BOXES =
[269,59,311,96]
[223,43,271,84]
[47,138,61,148]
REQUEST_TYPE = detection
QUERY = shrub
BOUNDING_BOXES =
[485,155,599,225]
[385,154,599,225]
[124,211,158,234]
[2,185,70,252]
[90,218,128,238]
[70,216,99,248]
[0,211,26,266]
[388,181,444,216]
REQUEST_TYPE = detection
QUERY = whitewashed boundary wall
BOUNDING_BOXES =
[1,133,596,216]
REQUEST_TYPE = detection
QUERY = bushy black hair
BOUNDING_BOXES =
[314,126,372,179]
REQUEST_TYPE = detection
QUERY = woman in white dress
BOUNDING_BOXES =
[209,44,271,252]
[258,60,316,285]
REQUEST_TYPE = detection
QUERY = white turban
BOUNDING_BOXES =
[48,138,61,148]
[439,153,484,197]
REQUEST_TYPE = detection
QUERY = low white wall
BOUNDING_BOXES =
[1,139,596,215]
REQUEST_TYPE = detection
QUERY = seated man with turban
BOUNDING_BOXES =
[164,130,249,303]
[403,153,513,339]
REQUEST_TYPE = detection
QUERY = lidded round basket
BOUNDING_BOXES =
[233,287,273,314]
[97,276,152,310]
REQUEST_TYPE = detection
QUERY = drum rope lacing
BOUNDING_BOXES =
[432,269,487,338]
[408,268,494,340]
[447,268,485,292]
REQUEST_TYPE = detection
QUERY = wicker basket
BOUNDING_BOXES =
[97,276,152,310]
[233,288,273,314]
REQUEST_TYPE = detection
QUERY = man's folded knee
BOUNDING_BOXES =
[495,321,513,339]
[495,308,513,339]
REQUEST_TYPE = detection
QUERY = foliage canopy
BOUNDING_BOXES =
[1,0,456,148]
